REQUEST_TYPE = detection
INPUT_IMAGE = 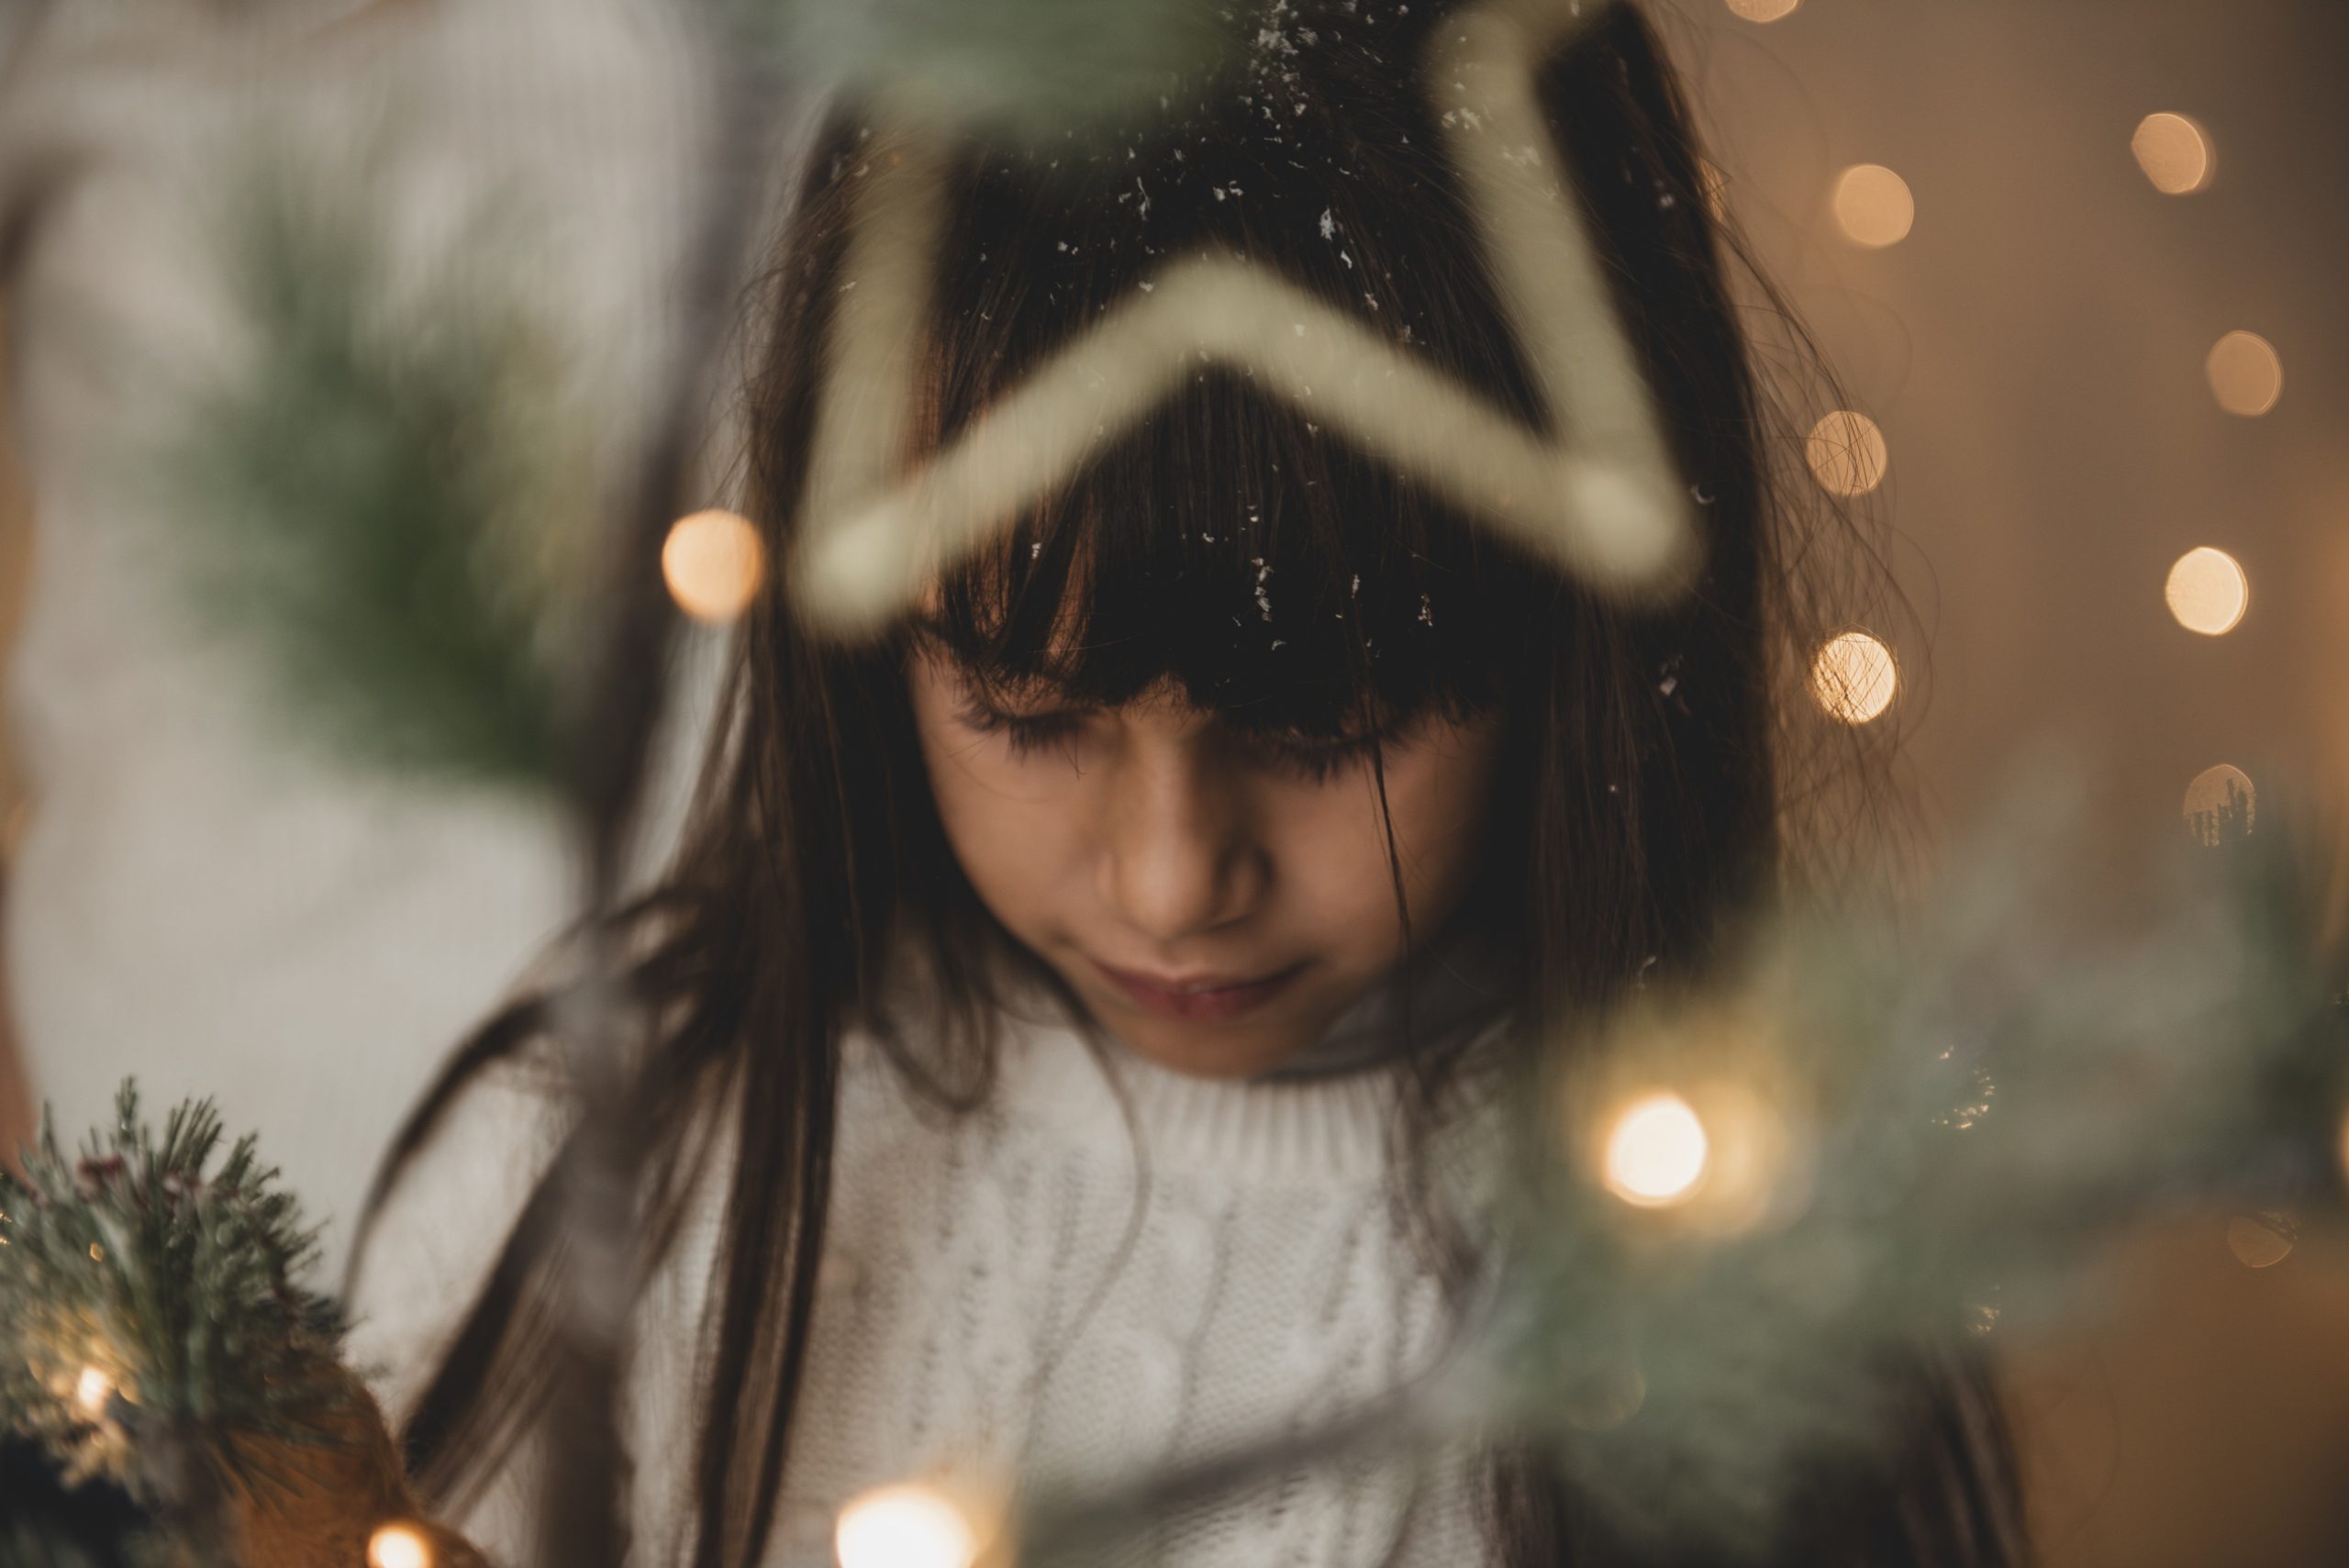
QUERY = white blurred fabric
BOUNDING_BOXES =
[0,0,725,1281]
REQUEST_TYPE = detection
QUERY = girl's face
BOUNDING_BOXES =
[907,641,1506,1079]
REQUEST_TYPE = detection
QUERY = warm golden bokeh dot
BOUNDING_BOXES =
[1726,0,1800,21]
[1806,410,1889,497]
[1833,164,1915,248]
[2164,546,2249,636]
[837,1484,982,1568]
[2132,112,2214,195]
[2183,763,2255,843]
[2224,1215,2292,1270]
[662,508,767,624]
[2206,330,2283,417]
[73,1365,112,1417]
[1602,1093,1710,1208]
[1810,630,1898,725]
[367,1524,434,1568]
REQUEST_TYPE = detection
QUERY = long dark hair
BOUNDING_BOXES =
[357,4,2022,1564]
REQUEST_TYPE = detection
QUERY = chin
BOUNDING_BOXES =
[1068,977,1344,1080]
[1113,1019,1314,1080]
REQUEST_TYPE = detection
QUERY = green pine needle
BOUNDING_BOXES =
[1475,788,2347,1555]
[157,157,597,796]
[0,1084,346,1514]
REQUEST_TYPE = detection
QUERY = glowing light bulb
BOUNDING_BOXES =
[1726,0,1799,21]
[72,1365,112,1417]
[2206,331,2282,417]
[1805,410,1889,497]
[1603,1093,1709,1207]
[662,508,767,624]
[836,1484,981,1568]
[2164,547,2248,635]
[2132,113,2213,195]
[1810,630,1898,725]
[367,1524,434,1568]
[1832,164,1914,248]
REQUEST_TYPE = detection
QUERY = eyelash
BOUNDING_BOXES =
[953,700,1381,784]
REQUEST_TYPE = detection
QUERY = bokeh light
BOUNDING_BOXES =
[2205,331,2283,417]
[1810,631,1899,725]
[1561,1360,1649,1432]
[2224,1215,2292,1270]
[1806,410,1889,497]
[837,1484,982,1568]
[662,508,767,624]
[367,1524,434,1568]
[1603,1093,1710,1207]
[72,1365,112,1418]
[2164,547,2249,636]
[2132,112,2214,195]
[1726,0,1800,21]
[2183,763,2255,843]
[1832,164,1915,248]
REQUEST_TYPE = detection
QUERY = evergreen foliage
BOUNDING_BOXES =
[1478,792,2347,1552]
[162,162,594,796]
[0,1086,345,1524]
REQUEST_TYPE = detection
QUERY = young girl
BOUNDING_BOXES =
[352,3,2023,1563]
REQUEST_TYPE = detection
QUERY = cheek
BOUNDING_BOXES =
[1261,728,1499,954]
[910,700,1085,928]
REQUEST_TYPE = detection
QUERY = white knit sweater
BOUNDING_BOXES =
[350,983,1508,1568]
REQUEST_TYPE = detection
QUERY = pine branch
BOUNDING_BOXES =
[157,153,598,796]
[0,1084,347,1530]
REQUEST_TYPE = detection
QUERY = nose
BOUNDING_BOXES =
[1095,727,1269,944]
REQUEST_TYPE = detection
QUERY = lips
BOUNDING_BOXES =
[1090,958,1307,1023]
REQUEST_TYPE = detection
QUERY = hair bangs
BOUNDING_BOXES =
[907,28,1564,739]
[927,377,1555,738]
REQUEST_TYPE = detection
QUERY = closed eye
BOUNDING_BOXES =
[1245,729,1382,784]
[952,697,1095,763]
[952,682,1408,785]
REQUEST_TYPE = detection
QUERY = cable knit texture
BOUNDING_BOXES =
[351,988,1507,1568]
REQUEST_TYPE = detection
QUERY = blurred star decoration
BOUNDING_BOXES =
[789,0,1701,637]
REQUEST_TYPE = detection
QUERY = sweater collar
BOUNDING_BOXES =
[978,939,1515,1187]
